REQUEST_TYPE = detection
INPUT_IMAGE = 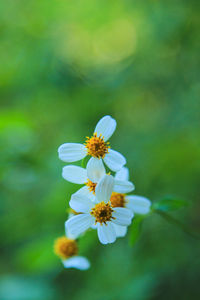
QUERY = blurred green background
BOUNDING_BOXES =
[0,0,200,299]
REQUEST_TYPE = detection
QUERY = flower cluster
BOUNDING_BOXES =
[54,116,151,270]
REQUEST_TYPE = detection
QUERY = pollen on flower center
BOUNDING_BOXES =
[91,201,115,224]
[84,133,110,158]
[85,179,97,194]
[110,192,126,208]
[54,236,78,259]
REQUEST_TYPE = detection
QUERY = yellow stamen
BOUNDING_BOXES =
[91,201,115,224]
[110,192,126,208]
[84,133,110,158]
[54,236,78,259]
[85,179,97,194]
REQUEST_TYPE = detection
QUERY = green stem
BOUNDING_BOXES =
[154,209,200,240]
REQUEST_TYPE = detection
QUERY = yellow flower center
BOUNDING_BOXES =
[110,192,126,208]
[54,236,78,259]
[85,179,97,194]
[91,201,115,224]
[84,133,110,158]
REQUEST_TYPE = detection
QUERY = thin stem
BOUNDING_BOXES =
[154,209,200,240]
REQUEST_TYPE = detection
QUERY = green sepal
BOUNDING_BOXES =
[81,156,89,168]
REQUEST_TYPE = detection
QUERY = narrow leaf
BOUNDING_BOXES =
[152,197,188,212]
[129,216,144,246]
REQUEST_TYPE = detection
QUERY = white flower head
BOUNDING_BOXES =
[109,167,151,237]
[58,115,126,172]
[65,174,134,244]
[62,159,135,201]
[54,234,90,271]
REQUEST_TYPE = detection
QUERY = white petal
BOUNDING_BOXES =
[62,165,87,184]
[58,143,87,162]
[74,186,96,202]
[65,214,84,239]
[115,167,129,181]
[97,222,116,244]
[104,149,126,172]
[113,179,135,193]
[126,195,151,215]
[65,230,75,240]
[65,214,94,237]
[91,223,97,230]
[113,223,127,238]
[95,174,114,203]
[63,256,90,270]
[94,115,117,141]
[65,221,79,239]
[112,207,133,226]
[69,194,94,213]
[86,157,106,183]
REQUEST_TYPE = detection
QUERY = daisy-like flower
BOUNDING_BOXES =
[58,115,126,172]
[108,167,151,237]
[54,233,90,270]
[65,174,134,244]
[62,158,135,201]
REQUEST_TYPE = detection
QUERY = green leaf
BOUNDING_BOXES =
[152,197,188,212]
[129,216,144,246]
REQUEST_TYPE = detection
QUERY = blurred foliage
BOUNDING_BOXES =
[0,0,200,299]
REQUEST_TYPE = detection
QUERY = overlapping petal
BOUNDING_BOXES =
[115,167,129,181]
[74,186,96,202]
[69,194,94,213]
[113,179,135,193]
[95,174,114,203]
[112,207,133,226]
[104,149,126,172]
[87,157,106,183]
[65,214,95,237]
[62,165,87,184]
[65,225,78,240]
[126,195,151,215]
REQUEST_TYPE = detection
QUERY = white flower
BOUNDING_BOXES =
[54,229,90,271]
[62,158,135,201]
[109,167,151,237]
[58,115,126,172]
[65,174,134,244]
